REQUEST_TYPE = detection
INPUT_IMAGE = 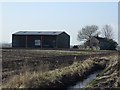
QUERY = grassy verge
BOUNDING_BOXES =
[2,57,108,88]
[84,53,119,88]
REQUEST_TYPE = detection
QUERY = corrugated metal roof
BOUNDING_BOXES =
[13,31,64,35]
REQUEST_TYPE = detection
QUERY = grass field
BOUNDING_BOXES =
[1,49,119,88]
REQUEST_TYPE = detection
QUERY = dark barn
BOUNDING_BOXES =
[12,31,70,48]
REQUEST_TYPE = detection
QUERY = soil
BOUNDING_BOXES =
[1,49,118,88]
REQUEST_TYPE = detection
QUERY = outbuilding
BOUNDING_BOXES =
[12,31,70,48]
[84,36,117,50]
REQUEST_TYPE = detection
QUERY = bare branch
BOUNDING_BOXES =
[102,24,114,39]
[77,25,99,41]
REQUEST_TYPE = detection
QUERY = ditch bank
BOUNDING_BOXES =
[85,54,119,88]
[68,70,101,89]
[2,57,109,88]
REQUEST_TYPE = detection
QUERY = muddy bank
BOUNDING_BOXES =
[37,64,104,88]
[2,49,114,72]
[85,53,119,88]
[2,49,114,83]
[3,49,117,88]
[68,70,101,89]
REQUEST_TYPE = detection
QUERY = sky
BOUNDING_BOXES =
[0,2,118,45]
[118,2,120,45]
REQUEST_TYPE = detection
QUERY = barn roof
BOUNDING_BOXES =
[13,31,64,35]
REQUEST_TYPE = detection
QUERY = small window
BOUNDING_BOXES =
[35,40,41,46]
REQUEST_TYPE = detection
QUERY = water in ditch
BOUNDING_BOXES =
[67,70,101,89]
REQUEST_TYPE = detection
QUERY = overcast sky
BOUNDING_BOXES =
[1,2,118,45]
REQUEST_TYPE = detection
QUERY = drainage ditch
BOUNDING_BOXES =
[67,70,101,89]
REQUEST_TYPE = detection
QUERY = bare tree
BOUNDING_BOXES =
[77,25,99,41]
[102,24,114,39]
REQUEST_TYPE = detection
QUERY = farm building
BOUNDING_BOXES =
[84,36,117,50]
[95,36,117,50]
[12,31,70,48]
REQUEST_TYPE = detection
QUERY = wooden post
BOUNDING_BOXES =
[41,36,42,48]
[26,35,27,48]
[56,36,57,48]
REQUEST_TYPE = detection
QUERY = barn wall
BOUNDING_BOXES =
[12,32,70,48]
[12,34,26,48]
[22,35,57,48]
[42,35,57,48]
[99,40,111,50]
[27,35,41,48]
[12,35,57,48]
[56,32,70,48]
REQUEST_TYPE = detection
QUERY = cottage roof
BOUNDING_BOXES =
[13,31,64,35]
[94,36,105,40]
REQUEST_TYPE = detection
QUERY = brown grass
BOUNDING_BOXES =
[2,56,109,88]
[2,49,117,88]
[85,53,119,88]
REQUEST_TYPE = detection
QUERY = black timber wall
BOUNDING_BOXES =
[42,35,57,48]
[56,32,70,48]
[26,35,41,48]
[12,35,26,48]
[12,33,70,48]
[12,35,57,48]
